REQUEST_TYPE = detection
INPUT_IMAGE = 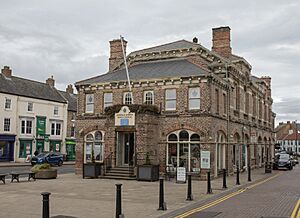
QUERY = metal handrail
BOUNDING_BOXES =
[103,152,113,175]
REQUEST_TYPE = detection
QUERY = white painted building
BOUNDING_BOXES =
[0,66,70,162]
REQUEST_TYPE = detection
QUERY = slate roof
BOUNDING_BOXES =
[76,58,208,86]
[59,91,77,112]
[129,40,199,56]
[0,74,66,103]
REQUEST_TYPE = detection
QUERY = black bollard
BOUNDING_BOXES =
[236,163,240,185]
[207,171,212,194]
[248,165,251,182]
[158,177,167,210]
[115,184,123,218]
[222,169,227,189]
[186,174,193,200]
[41,192,51,218]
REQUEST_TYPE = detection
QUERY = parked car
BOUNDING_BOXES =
[31,152,63,166]
[273,153,293,170]
[291,154,299,166]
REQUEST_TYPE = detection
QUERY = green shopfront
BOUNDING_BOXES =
[66,139,76,161]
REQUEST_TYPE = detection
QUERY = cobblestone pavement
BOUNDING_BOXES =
[0,166,277,218]
[168,165,300,218]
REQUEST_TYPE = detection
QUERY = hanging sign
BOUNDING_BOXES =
[36,117,46,138]
[115,106,135,126]
[176,167,186,183]
[201,151,210,169]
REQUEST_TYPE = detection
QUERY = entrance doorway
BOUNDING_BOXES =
[117,132,135,166]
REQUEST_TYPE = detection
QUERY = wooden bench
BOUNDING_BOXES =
[10,172,36,183]
[0,174,7,184]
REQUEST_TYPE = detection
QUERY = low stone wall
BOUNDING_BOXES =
[35,169,57,179]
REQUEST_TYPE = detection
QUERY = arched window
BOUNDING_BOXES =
[85,131,105,163]
[179,130,189,141]
[167,130,201,173]
[123,92,132,105]
[144,91,154,105]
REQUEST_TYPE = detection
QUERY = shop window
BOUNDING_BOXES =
[4,118,10,132]
[5,98,11,109]
[85,131,105,163]
[54,106,59,115]
[19,140,32,158]
[123,92,132,105]
[165,89,176,111]
[189,87,200,110]
[27,102,33,112]
[85,94,94,113]
[51,122,61,136]
[20,119,32,135]
[144,91,154,105]
[104,93,113,108]
[167,130,201,173]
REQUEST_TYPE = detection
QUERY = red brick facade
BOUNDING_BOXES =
[75,27,275,179]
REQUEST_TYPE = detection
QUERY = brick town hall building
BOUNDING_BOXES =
[75,26,275,179]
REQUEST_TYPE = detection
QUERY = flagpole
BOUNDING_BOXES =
[120,35,132,96]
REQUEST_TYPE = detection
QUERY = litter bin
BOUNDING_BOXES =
[265,162,272,173]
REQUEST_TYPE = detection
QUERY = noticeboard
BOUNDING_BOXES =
[176,167,186,183]
[201,151,211,169]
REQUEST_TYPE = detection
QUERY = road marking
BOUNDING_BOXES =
[291,198,300,218]
[175,173,280,218]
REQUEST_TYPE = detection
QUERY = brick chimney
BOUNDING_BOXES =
[66,84,74,94]
[109,38,127,72]
[1,66,12,78]
[212,26,232,58]
[46,75,55,87]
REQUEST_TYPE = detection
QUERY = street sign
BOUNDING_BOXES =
[176,167,186,183]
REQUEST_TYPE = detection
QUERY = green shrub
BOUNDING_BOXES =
[31,163,52,173]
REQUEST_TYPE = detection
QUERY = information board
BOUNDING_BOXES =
[201,151,211,169]
[176,167,186,183]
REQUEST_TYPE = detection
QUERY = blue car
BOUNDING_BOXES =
[31,152,63,166]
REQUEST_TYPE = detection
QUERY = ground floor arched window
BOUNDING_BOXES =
[84,131,104,163]
[166,130,200,173]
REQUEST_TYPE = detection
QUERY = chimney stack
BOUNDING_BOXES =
[212,26,232,58]
[109,38,127,72]
[1,66,12,78]
[46,75,55,87]
[66,84,74,94]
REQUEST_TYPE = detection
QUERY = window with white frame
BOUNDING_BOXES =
[104,93,113,108]
[5,98,11,109]
[189,87,200,110]
[51,122,62,136]
[4,118,10,132]
[144,91,154,105]
[27,102,33,112]
[54,106,59,115]
[123,92,132,105]
[85,94,94,113]
[21,119,32,134]
[165,89,176,110]
[85,131,104,162]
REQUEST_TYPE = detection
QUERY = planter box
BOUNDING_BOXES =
[35,169,57,179]
[137,165,159,181]
[83,163,101,178]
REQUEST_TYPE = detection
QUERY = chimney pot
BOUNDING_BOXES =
[212,26,232,58]
[46,75,55,87]
[1,66,12,78]
[66,84,74,94]
[109,38,127,72]
[193,37,198,43]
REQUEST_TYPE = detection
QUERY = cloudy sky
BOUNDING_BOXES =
[0,0,299,125]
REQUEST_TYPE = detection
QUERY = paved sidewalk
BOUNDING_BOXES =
[0,167,276,218]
